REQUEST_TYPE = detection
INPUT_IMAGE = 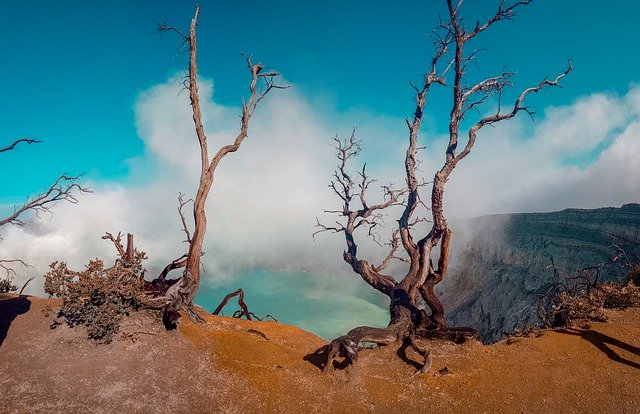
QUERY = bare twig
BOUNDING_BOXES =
[102,232,126,259]
[19,276,36,295]
[177,193,193,244]
[0,259,32,278]
[0,175,90,228]
[0,138,42,153]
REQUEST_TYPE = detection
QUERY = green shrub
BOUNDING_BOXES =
[44,249,147,343]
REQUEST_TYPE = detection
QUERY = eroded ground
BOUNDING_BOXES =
[1,293,638,413]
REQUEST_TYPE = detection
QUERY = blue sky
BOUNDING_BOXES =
[2,0,639,199]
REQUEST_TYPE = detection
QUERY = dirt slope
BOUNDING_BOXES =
[1,293,638,413]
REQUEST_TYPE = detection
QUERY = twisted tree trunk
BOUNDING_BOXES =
[315,0,570,373]
[155,6,285,326]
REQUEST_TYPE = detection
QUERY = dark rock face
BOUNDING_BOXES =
[440,203,640,343]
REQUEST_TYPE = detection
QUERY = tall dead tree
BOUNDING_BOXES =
[315,0,571,372]
[1,138,89,288]
[150,5,285,324]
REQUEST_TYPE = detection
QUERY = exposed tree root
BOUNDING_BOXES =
[213,288,253,320]
[312,0,567,377]
[314,297,478,373]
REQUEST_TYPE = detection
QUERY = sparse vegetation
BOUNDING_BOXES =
[540,261,640,327]
[627,263,640,286]
[37,4,285,340]
[43,247,148,343]
[1,140,89,294]
[0,275,17,293]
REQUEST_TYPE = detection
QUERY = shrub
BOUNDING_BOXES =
[597,282,640,309]
[628,264,640,286]
[0,276,17,293]
[44,249,147,343]
[550,290,607,326]
[550,281,640,326]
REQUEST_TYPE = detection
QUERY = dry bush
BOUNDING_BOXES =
[628,264,640,286]
[597,282,640,309]
[550,291,607,326]
[549,281,640,326]
[44,249,147,343]
[0,276,17,293]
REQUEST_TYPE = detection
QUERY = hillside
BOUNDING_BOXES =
[443,203,640,342]
[1,293,638,413]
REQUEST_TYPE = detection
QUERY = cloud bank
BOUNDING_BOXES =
[1,77,638,298]
[422,86,640,217]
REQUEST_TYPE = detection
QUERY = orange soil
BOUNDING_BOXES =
[1,293,638,413]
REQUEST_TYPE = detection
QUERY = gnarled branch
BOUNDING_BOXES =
[159,5,285,321]
[212,288,252,320]
[0,138,41,154]
[316,131,407,295]
[0,174,90,228]
[177,192,193,244]
[0,259,32,279]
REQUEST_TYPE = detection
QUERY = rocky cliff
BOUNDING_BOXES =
[441,203,640,343]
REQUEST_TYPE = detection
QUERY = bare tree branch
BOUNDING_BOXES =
[212,288,252,320]
[0,174,90,228]
[157,18,188,40]
[316,130,406,295]
[461,0,533,41]
[177,192,193,244]
[157,5,286,320]
[313,217,345,239]
[156,254,188,281]
[0,138,41,154]
[374,229,409,272]
[455,62,572,164]
[102,232,126,259]
[0,259,32,278]
[18,275,36,295]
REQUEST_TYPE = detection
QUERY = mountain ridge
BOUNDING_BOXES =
[442,203,640,342]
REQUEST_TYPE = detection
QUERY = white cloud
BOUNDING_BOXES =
[423,86,640,217]
[0,75,348,295]
[1,77,639,297]
[533,93,626,156]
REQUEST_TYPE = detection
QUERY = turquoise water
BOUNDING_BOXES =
[194,269,390,340]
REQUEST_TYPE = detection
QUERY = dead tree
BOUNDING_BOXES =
[145,5,285,325]
[314,0,571,372]
[1,139,89,286]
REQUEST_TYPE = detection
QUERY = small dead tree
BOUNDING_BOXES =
[1,138,89,289]
[41,5,283,336]
[314,0,571,372]
[145,5,285,325]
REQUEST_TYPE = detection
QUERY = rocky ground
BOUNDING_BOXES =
[1,293,639,413]
[444,203,640,342]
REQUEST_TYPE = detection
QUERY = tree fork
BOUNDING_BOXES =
[314,0,568,374]
[157,5,285,324]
